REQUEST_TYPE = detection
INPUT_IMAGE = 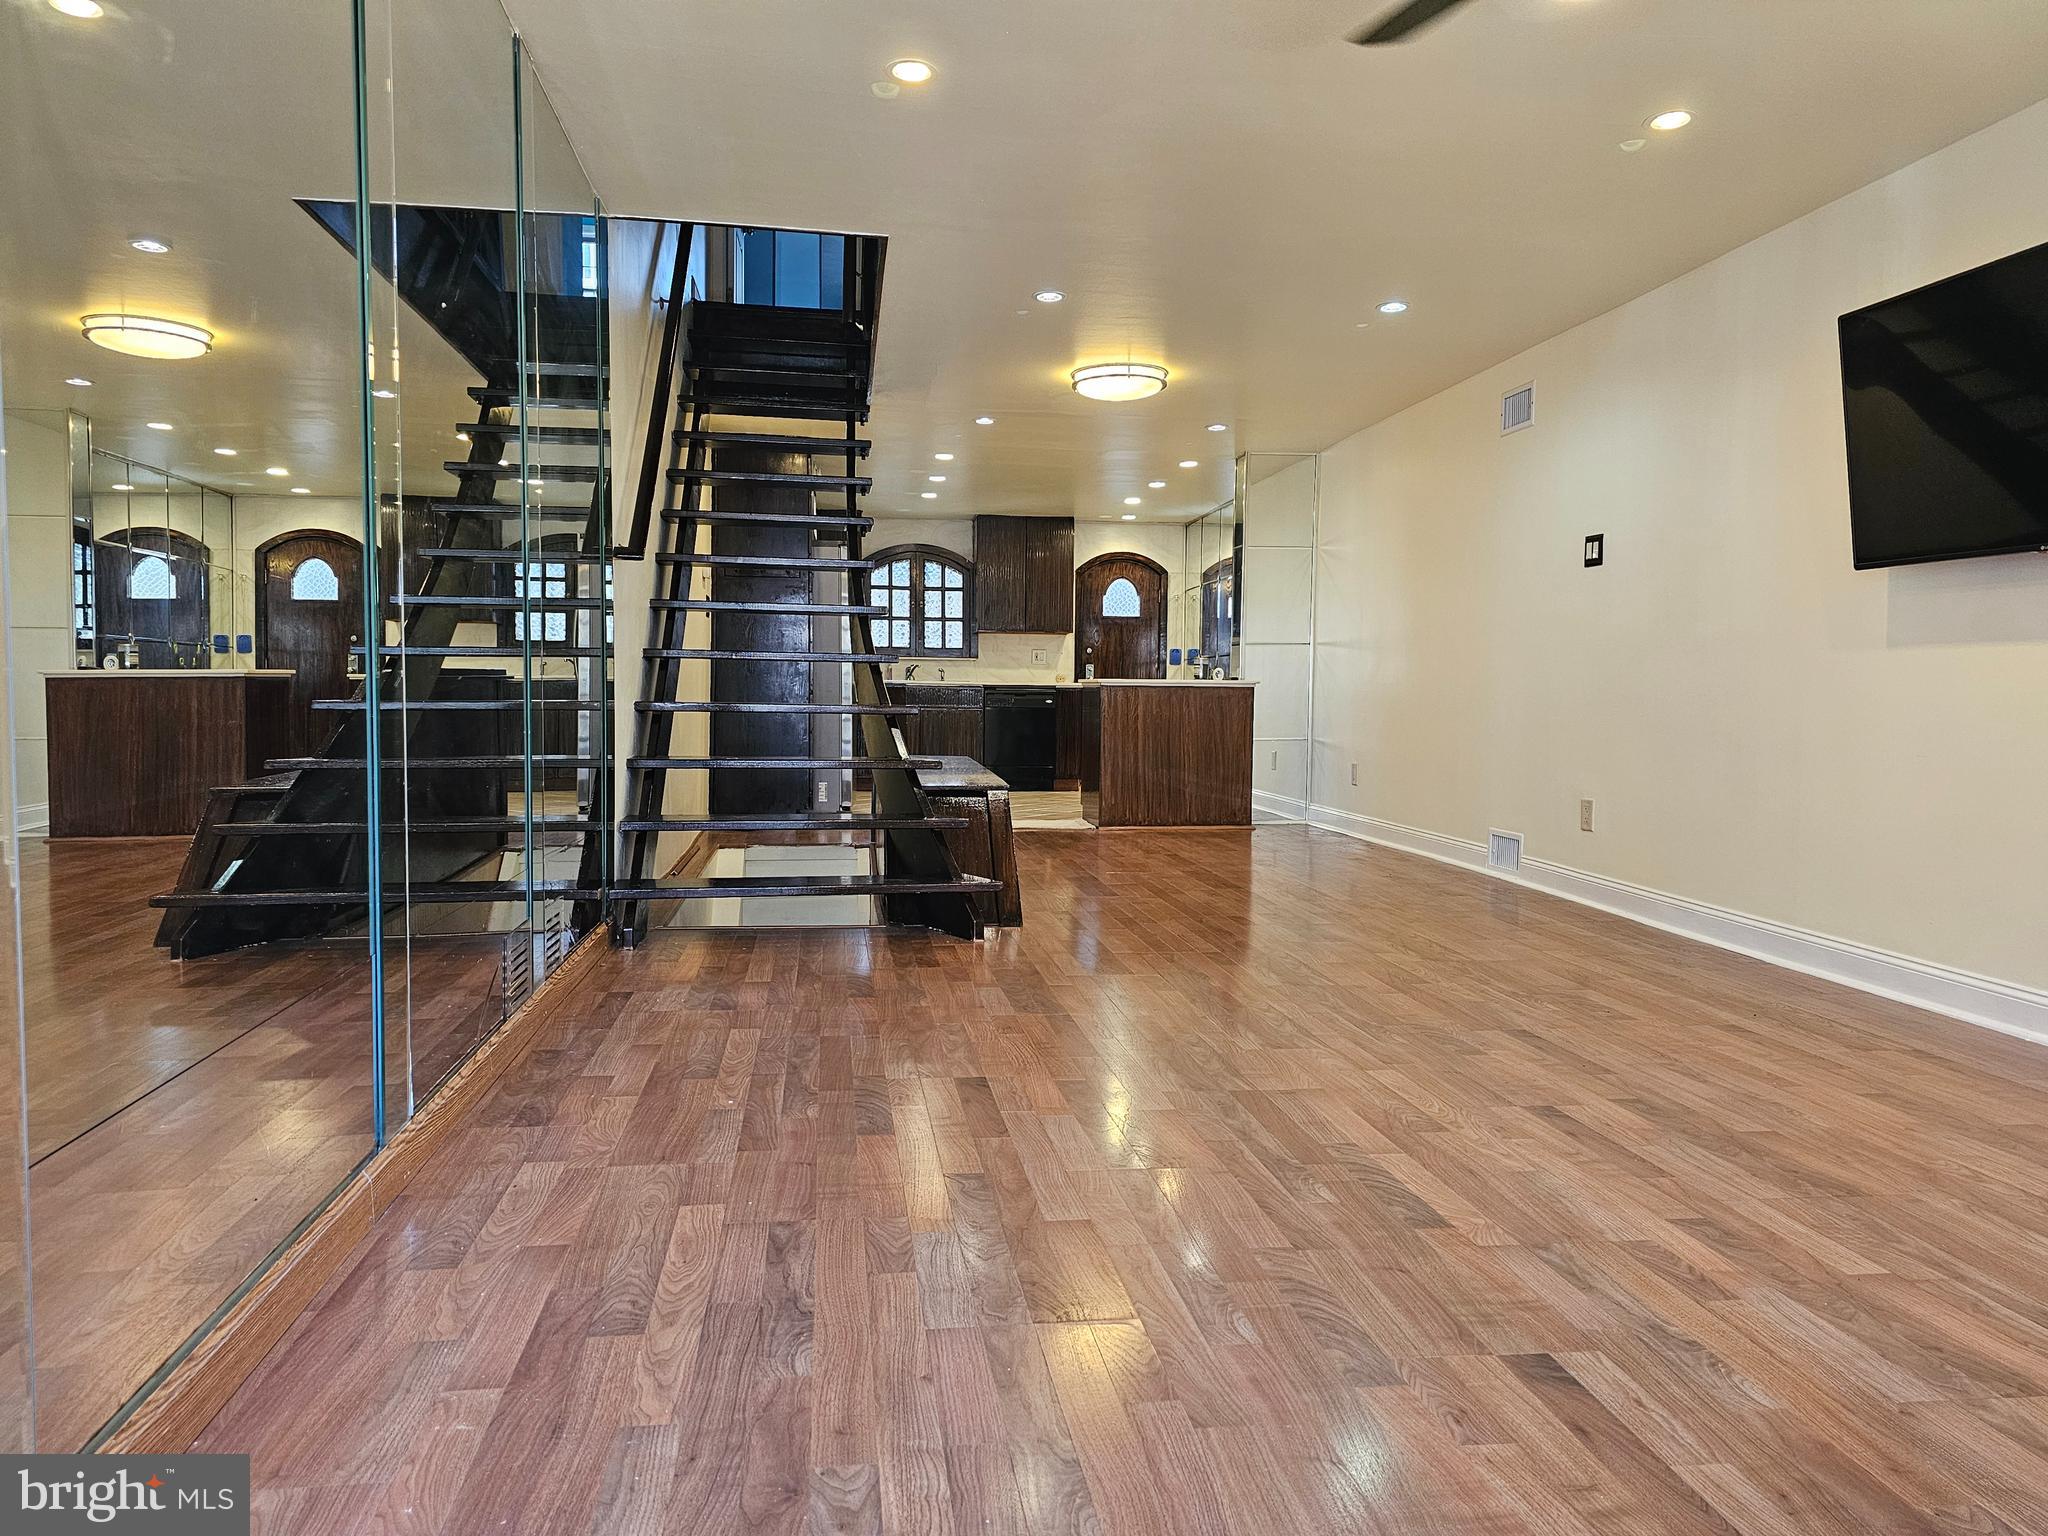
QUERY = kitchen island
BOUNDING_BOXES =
[1071,679,1255,827]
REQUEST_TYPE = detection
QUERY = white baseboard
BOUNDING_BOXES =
[1251,789,1310,822]
[15,802,47,836]
[1303,802,2048,1049]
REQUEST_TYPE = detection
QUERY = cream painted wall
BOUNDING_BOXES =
[1310,99,2048,994]
[3,409,76,827]
[866,515,1191,683]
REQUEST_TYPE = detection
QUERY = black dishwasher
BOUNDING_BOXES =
[982,687,1058,790]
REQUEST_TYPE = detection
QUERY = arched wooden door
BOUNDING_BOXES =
[96,527,210,668]
[1075,552,1168,679]
[256,530,364,758]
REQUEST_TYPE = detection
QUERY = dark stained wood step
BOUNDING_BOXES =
[394,594,607,610]
[675,428,870,456]
[219,815,600,834]
[469,387,601,410]
[153,879,607,908]
[425,501,592,520]
[661,508,872,529]
[627,756,943,771]
[667,467,872,490]
[612,874,998,900]
[460,423,607,444]
[678,394,864,421]
[443,462,603,483]
[417,548,612,563]
[635,701,913,716]
[655,552,872,572]
[618,813,969,833]
[311,698,609,712]
[270,755,603,770]
[647,598,883,616]
[641,649,898,663]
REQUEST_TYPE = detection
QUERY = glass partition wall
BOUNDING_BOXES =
[0,0,609,1451]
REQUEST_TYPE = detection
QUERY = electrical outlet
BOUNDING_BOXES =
[1349,762,1359,787]
[1580,798,1595,832]
[1031,648,1048,667]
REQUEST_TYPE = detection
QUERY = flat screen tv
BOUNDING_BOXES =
[1838,239,2048,569]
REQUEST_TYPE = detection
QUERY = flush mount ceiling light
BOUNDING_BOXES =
[1123,496,1143,506]
[265,466,289,477]
[80,312,213,360]
[1377,299,1410,315]
[146,421,172,431]
[129,236,171,255]
[213,447,236,457]
[110,482,134,492]
[975,416,995,426]
[1147,480,1167,489]
[933,452,954,461]
[1206,423,1228,433]
[928,474,947,483]
[1648,109,1693,132]
[64,376,93,387]
[889,58,933,84]
[921,491,939,499]
[1120,513,1138,521]
[290,486,311,495]
[1179,459,1199,468]
[1034,289,1065,305]
[50,0,104,17]
[1072,362,1168,403]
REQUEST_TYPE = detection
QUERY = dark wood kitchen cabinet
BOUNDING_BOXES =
[974,515,1074,633]
[884,684,984,762]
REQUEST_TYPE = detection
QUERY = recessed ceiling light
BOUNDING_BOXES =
[49,0,103,17]
[928,474,947,483]
[933,452,954,461]
[1648,109,1693,132]
[1206,423,1228,433]
[80,313,213,360]
[146,421,172,431]
[64,376,93,387]
[265,466,289,477]
[1147,480,1167,489]
[1377,299,1410,315]
[213,447,236,457]
[1034,290,1065,304]
[1179,460,1199,469]
[889,58,933,84]
[110,482,134,492]
[975,416,995,426]
[1123,496,1143,506]
[1120,514,1138,521]
[129,236,172,255]
[372,388,396,399]
[1072,362,1168,402]
[921,491,939,499]
[290,487,311,495]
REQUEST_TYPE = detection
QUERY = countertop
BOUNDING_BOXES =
[1057,678,1257,689]
[47,668,294,679]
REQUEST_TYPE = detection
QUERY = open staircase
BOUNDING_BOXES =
[611,278,994,943]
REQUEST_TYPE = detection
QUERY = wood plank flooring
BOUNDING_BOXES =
[14,837,525,1449]
[197,826,2048,1534]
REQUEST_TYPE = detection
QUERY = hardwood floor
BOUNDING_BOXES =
[196,825,2048,1535]
[14,837,530,1449]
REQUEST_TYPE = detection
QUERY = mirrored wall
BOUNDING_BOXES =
[0,0,608,1451]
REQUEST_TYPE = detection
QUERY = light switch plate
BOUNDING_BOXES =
[1584,533,1605,568]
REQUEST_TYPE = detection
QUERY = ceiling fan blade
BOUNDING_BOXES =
[1349,0,1478,45]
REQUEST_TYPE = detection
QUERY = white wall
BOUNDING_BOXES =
[866,515,1190,683]
[1310,99,2048,997]
[2,410,76,829]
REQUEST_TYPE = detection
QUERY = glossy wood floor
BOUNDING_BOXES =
[16,838,523,1449]
[199,827,2048,1534]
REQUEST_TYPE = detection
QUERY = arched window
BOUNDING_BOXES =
[1101,577,1141,618]
[289,556,340,602]
[867,545,975,657]
[129,554,176,600]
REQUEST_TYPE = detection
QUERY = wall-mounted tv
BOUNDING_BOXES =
[1838,239,2048,570]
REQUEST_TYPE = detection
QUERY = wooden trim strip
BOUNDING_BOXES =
[98,922,613,1454]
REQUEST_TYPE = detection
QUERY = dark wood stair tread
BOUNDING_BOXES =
[154,879,607,908]
[613,874,997,900]
[270,755,602,770]
[469,387,601,410]
[635,701,914,715]
[661,508,872,529]
[676,429,869,455]
[647,599,883,615]
[443,462,603,482]
[667,467,872,490]
[627,756,944,771]
[655,552,872,572]
[352,644,607,658]
[641,649,899,663]
[619,813,968,833]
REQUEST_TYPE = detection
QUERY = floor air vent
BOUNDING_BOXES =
[1501,384,1534,435]
[1487,829,1523,872]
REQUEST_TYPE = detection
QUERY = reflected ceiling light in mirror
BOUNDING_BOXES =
[212,447,236,457]
[1648,109,1693,132]
[265,466,289,477]
[110,482,134,492]
[1377,299,1409,315]
[290,487,311,495]
[1034,290,1065,304]
[80,313,213,360]
[50,0,104,17]
[1121,514,1138,521]
[128,236,172,255]
[975,416,995,426]
[1206,423,1228,433]
[64,377,93,387]
[146,421,172,431]
[933,452,954,461]
[1123,496,1143,506]
[1072,362,1168,402]
[372,388,396,399]
[889,58,934,84]
[1179,460,1199,468]
[921,491,939,499]
[1147,480,1166,489]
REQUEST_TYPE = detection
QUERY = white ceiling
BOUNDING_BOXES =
[501,0,2048,525]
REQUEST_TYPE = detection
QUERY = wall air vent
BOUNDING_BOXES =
[1501,383,1534,435]
[1487,829,1523,872]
